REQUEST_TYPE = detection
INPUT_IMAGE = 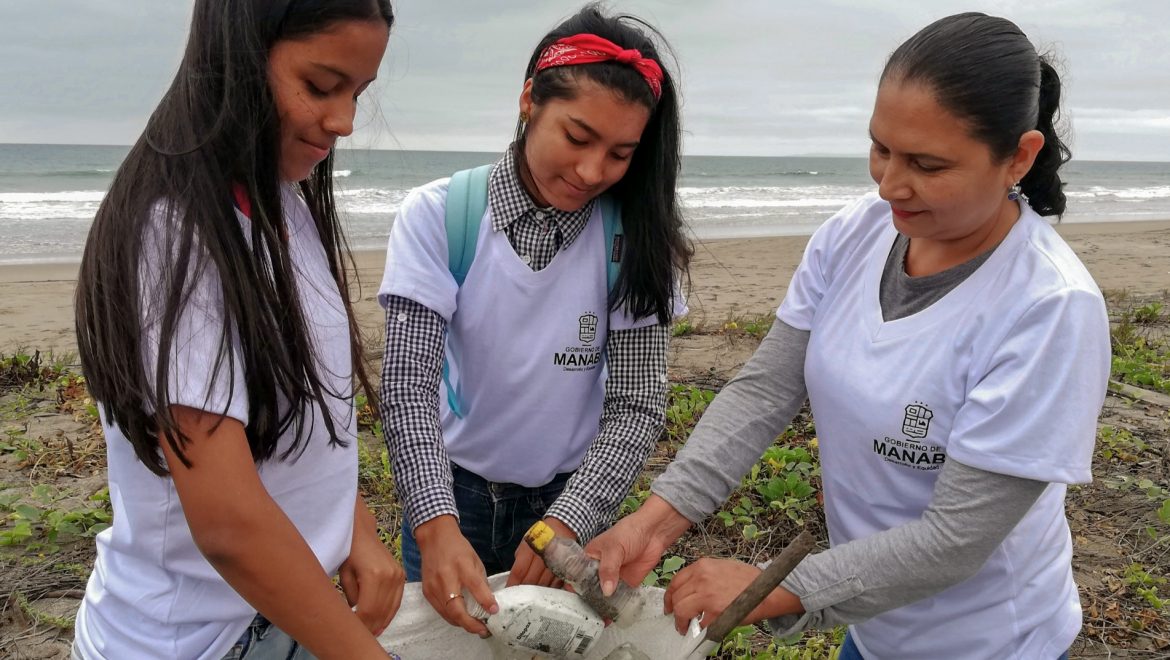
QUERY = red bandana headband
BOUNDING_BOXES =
[534,34,664,100]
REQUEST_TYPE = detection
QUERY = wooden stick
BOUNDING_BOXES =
[702,530,817,643]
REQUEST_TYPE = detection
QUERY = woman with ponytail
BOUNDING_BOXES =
[376,2,689,636]
[588,13,1107,659]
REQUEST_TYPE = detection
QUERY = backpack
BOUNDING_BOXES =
[440,164,624,417]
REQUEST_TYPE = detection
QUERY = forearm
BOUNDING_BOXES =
[766,459,1047,634]
[199,493,385,659]
[160,407,387,658]
[352,493,378,545]
[379,297,457,527]
[653,321,810,522]
[548,324,669,542]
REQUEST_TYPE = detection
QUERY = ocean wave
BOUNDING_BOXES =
[687,169,826,178]
[4,168,115,177]
[333,187,409,214]
[1067,185,1170,200]
[333,170,352,178]
[683,197,855,209]
[677,184,865,210]
[0,190,106,203]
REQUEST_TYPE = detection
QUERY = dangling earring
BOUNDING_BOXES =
[1007,182,1022,201]
[519,111,530,124]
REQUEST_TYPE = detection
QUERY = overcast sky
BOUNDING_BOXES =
[2,0,1168,161]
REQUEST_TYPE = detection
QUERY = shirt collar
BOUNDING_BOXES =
[487,144,595,233]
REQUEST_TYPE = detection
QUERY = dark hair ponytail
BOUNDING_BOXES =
[516,2,691,324]
[882,12,1071,217]
[1019,58,1071,216]
[75,0,393,475]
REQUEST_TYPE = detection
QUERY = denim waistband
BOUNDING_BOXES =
[451,463,572,499]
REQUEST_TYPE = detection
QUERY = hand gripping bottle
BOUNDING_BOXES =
[523,521,644,627]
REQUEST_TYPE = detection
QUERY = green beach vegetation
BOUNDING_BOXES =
[2,293,1170,657]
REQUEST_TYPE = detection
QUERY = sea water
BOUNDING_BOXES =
[2,143,1168,264]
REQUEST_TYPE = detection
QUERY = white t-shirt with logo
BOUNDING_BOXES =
[73,188,359,660]
[777,193,1110,660]
[378,178,666,486]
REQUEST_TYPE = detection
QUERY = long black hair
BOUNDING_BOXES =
[881,12,1071,216]
[75,0,394,475]
[515,3,691,324]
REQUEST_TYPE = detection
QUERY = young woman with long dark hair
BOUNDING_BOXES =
[73,1,402,657]
[377,2,691,636]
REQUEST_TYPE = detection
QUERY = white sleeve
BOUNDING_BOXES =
[776,194,878,330]
[947,287,1110,483]
[139,203,248,424]
[377,179,460,321]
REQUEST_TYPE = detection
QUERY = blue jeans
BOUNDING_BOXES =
[401,464,572,580]
[838,631,1069,660]
[220,615,313,660]
[220,615,400,660]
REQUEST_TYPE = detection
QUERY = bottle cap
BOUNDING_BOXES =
[524,520,555,554]
[462,589,488,620]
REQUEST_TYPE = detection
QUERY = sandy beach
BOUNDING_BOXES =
[3,219,1170,357]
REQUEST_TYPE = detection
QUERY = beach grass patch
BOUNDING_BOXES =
[665,385,716,445]
[0,485,112,552]
[1124,563,1167,611]
[719,314,775,340]
[0,350,75,395]
[1097,425,1149,463]
[1110,302,1170,395]
[715,623,845,659]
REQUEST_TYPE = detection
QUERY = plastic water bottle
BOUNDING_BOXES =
[523,521,644,627]
[463,584,604,658]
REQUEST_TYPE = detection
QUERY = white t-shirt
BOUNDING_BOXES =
[378,178,675,485]
[73,188,359,660]
[777,193,1110,660]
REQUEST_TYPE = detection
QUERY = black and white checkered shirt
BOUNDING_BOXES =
[380,146,669,542]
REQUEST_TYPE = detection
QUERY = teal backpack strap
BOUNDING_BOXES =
[599,194,623,294]
[444,164,493,286]
[441,163,492,418]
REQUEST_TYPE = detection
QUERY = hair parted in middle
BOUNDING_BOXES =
[515,2,691,325]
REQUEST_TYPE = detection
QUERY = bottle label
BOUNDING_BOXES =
[509,611,601,657]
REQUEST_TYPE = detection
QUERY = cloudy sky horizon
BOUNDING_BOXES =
[2,0,1168,161]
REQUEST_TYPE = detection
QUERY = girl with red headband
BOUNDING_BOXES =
[377,3,690,635]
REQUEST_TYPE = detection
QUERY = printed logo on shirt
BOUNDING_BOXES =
[553,311,603,372]
[579,312,598,344]
[872,402,946,471]
[902,402,933,439]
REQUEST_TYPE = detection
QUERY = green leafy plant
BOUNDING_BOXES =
[665,385,717,444]
[357,440,395,504]
[1132,302,1164,325]
[642,555,686,587]
[1104,475,1169,501]
[1,349,74,393]
[0,486,112,550]
[715,624,844,659]
[1124,563,1167,610]
[620,482,651,517]
[1097,425,1148,463]
[1110,307,1170,394]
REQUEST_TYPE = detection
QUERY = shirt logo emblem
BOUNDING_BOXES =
[902,403,933,439]
[578,312,598,344]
